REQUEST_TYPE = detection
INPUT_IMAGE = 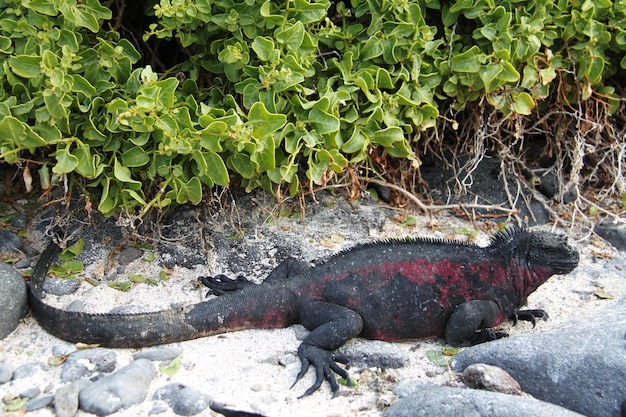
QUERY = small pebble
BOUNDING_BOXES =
[66,300,85,312]
[118,247,144,266]
[24,395,54,412]
[61,348,117,383]
[462,363,523,395]
[55,379,90,417]
[43,278,80,296]
[79,359,155,416]
[153,383,211,416]
[133,346,182,362]
[12,362,49,379]
[19,386,41,398]
[0,362,14,384]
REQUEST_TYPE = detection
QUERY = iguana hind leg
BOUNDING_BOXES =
[445,300,507,346]
[294,301,363,397]
[200,257,311,296]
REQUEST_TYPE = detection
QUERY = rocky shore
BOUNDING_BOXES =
[1,189,625,416]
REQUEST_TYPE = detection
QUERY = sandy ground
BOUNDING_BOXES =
[1,200,625,417]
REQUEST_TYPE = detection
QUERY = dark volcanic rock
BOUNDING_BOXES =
[419,153,550,225]
[595,222,626,252]
[451,298,626,417]
[0,229,22,253]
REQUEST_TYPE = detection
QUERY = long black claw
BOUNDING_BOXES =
[293,343,350,398]
[512,309,548,328]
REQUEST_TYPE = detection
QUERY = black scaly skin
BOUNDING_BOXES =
[29,226,579,396]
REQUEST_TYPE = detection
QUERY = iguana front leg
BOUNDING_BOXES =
[294,301,364,397]
[445,300,507,346]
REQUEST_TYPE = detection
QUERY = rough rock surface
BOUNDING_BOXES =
[0,262,27,339]
[153,383,211,416]
[78,359,155,416]
[451,298,626,417]
[384,383,586,417]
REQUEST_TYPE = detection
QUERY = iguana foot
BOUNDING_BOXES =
[511,309,548,328]
[199,274,255,296]
[292,343,351,398]
[469,329,509,346]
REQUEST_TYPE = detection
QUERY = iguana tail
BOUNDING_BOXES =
[29,241,298,348]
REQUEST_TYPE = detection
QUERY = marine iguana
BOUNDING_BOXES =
[29,226,579,396]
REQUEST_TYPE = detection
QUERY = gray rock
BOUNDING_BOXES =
[0,262,28,339]
[153,383,211,416]
[604,257,626,278]
[61,348,117,383]
[12,257,31,269]
[384,384,586,417]
[133,346,182,362]
[8,213,27,230]
[118,247,143,266]
[12,362,49,379]
[19,386,41,398]
[52,344,74,358]
[339,339,409,370]
[0,362,14,384]
[24,395,54,412]
[109,304,150,314]
[78,359,155,416]
[595,222,626,251]
[105,269,117,281]
[42,277,80,296]
[67,299,85,312]
[0,229,22,253]
[451,299,626,417]
[55,379,91,417]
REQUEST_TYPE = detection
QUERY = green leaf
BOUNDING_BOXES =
[0,116,48,149]
[372,127,404,147]
[108,281,132,291]
[251,37,275,61]
[292,0,329,24]
[450,46,482,73]
[113,158,142,185]
[176,177,202,204]
[59,239,84,260]
[193,150,229,186]
[511,91,535,115]
[230,153,256,178]
[160,355,182,377]
[248,102,287,139]
[121,146,150,167]
[309,109,340,134]
[129,274,147,283]
[276,22,305,50]
[53,147,79,174]
[49,260,84,278]
[27,0,59,15]
[8,55,42,78]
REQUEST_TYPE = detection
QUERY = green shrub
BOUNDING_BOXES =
[0,0,624,215]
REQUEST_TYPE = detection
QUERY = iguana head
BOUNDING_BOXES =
[525,230,579,275]
[492,227,579,298]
